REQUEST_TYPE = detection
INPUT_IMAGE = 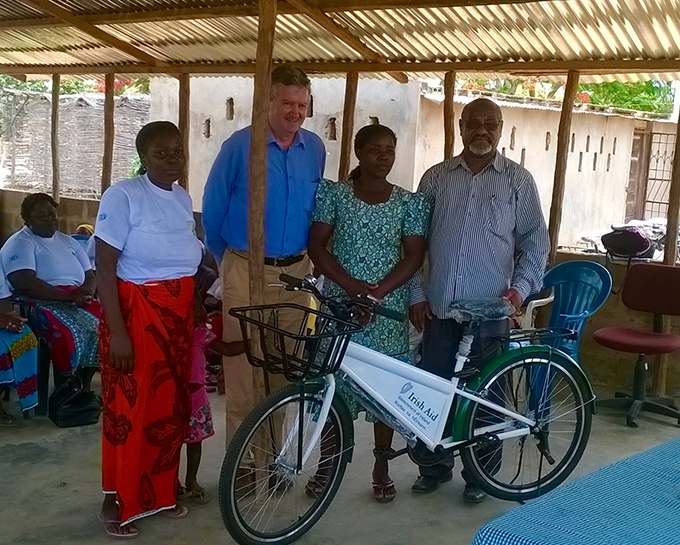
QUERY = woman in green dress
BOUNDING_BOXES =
[308,124,430,502]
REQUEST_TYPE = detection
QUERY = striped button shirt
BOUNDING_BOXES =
[410,152,549,318]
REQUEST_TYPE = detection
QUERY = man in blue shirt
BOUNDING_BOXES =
[202,65,326,445]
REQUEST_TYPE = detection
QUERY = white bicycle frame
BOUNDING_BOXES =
[287,332,537,470]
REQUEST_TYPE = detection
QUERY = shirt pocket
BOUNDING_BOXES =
[488,200,514,235]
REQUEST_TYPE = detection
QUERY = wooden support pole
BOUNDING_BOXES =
[338,72,358,181]
[249,0,277,307]
[178,73,190,190]
[444,71,456,160]
[547,70,580,265]
[101,73,115,193]
[651,112,680,396]
[51,73,60,203]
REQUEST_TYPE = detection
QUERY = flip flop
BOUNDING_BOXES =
[178,488,211,505]
[160,504,189,519]
[97,515,139,540]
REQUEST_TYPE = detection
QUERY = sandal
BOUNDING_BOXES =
[178,487,211,505]
[372,479,397,503]
[160,504,188,519]
[97,515,139,540]
[0,412,18,427]
[304,474,329,498]
[372,447,397,503]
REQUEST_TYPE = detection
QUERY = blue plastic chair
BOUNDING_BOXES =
[542,260,612,363]
[527,261,612,424]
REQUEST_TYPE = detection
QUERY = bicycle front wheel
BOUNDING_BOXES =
[219,382,354,545]
[460,352,592,501]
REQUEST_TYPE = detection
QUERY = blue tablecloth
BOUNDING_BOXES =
[473,437,680,545]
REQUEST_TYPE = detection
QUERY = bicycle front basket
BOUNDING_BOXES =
[229,303,362,381]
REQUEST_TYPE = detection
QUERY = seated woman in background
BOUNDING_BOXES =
[0,193,100,390]
[0,262,39,425]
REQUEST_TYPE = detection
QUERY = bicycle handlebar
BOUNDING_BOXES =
[278,274,405,322]
[279,273,304,289]
[371,304,406,322]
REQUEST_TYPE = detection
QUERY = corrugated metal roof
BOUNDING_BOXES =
[2,0,680,81]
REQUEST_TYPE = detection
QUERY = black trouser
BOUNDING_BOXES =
[418,317,509,483]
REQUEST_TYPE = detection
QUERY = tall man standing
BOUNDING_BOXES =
[202,65,326,444]
[409,98,549,502]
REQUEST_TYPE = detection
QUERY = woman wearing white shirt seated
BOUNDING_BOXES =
[96,121,202,539]
[1,193,100,390]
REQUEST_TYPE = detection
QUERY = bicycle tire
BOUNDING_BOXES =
[219,382,354,545]
[460,351,592,502]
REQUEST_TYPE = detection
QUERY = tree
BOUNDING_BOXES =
[578,81,674,113]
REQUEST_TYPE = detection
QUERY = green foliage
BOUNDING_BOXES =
[130,155,144,177]
[578,81,675,113]
[126,78,150,94]
[456,76,675,114]
[59,79,97,94]
[0,75,47,93]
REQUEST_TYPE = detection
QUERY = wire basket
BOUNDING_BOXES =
[229,303,363,381]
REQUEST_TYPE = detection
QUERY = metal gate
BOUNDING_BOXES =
[644,132,675,219]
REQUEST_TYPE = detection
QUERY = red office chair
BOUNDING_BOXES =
[593,263,680,428]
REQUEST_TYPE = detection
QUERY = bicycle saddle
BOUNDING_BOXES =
[445,298,515,323]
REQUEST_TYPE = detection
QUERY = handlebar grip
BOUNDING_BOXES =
[279,273,303,288]
[373,305,406,322]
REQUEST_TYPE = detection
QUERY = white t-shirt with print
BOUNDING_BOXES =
[95,175,203,284]
[1,226,92,287]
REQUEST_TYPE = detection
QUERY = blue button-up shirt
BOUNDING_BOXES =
[410,152,549,318]
[202,126,326,260]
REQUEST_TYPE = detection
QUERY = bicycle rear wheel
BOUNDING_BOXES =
[219,382,354,545]
[460,352,592,501]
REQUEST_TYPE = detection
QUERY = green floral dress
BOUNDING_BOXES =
[312,179,430,421]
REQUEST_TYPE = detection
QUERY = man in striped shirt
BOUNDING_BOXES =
[409,98,550,502]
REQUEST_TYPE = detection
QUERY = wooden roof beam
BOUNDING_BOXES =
[19,0,165,67]
[284,0,408,83]
[1,0,559,30]
[4,58,680,76]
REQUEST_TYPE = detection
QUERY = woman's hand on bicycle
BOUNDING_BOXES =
[340,277,378,299]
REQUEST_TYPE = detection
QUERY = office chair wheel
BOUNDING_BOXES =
[626,416,638,428]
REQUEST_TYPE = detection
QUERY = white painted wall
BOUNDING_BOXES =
[150,76,640,245]
[415,97,637,244]
[149,76,421,208]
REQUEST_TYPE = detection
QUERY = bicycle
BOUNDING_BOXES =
[218,274,595,545]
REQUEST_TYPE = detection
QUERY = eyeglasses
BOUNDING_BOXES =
[463,120,502,132]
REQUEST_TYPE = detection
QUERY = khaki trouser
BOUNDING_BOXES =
[221,250,312,446]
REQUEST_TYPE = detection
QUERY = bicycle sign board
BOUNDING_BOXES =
[342,342,455,446]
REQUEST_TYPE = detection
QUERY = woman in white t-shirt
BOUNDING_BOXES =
[96,121,202,538]
[0,193,101,389]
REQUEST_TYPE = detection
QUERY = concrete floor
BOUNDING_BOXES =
[1,383,679,545]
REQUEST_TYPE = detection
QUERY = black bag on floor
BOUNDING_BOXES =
[48,373,102,428]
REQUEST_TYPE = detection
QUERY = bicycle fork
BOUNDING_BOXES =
[276,375,337,473]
